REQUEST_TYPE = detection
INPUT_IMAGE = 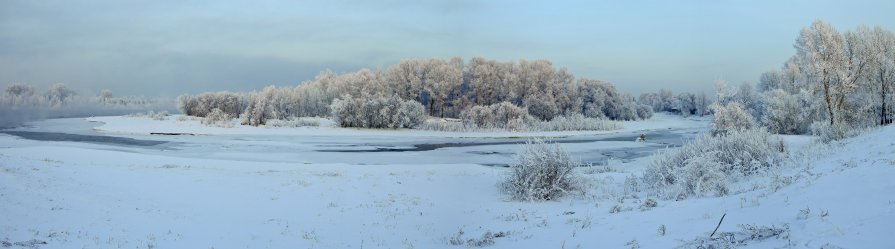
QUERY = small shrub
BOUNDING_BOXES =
[680,224,790,248]
[636,104,653,119]
[265,117,323,128]
[127,110,170,120]
[639,198,657,211]
[460,102,533,131]
[609,204,624,214]
[502,139,581,201]
[447,229,504,247]
[624,174,640,196]
[418,118,473,132]
[529,114,622,131]
[626,239,640,249]
[672,154,729,198]
[448,228,465,246]
[797,207,811,220]
[202,108,233,127]
[148,110,169,120]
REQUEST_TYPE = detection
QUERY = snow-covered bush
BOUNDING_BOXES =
[529,114,622,131]
[330,94,426,129]
[669,154,729,199]
[492,102,531,127]
[711,102,757,136]
[126,110,171,121]
[265,117,323,128]
[502,139,581,201]
[148,110,169,120]
[635,104,653,119]
[396,99,427,128]
[201,108,233,127]
[177,92,244,118]
[680,224,790,248]
[458,105,495,128]
[809,121,864,143]
[460,102,534,131]
[524,96,558,121]
[418,118,469,132]
[643,129,784,200]
[762,89,809,134]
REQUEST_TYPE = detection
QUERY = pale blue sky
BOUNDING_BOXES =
[1,0,893,96]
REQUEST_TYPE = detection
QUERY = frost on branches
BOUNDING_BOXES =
[502,139,581,201]
[330,94,426,129]
[710,102,757,136]
[643,129,785,200]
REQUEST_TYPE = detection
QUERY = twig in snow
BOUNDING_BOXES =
[710,213,727,238]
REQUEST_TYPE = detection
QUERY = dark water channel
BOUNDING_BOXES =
[1,131,167,147]
[315,131,684,153]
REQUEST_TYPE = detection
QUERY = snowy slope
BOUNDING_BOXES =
[0,119,892,248]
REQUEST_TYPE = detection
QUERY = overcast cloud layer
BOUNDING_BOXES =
[2,0,893,96]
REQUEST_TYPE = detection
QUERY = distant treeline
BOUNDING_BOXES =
[1,83,173,127]
[178,57,653,128]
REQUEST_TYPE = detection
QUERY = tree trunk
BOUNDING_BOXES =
[882,71,890,125]
[823,72,836,125]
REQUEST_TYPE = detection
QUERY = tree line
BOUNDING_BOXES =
[178,57,653,127]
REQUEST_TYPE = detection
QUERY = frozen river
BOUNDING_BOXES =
[1,116,706,167]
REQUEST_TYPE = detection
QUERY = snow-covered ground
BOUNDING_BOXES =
[0,115,892,248]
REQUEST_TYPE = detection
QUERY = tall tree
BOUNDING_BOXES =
[795,20,851,125]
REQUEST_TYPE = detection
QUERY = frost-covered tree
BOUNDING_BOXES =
[710,102,757,136]
[696,91,710,116]
[796,20,866,126]
[177,91,243,118]
[677,92,697,116]
[5,84,35,97]
[98,89,114,103]
[637,92,662,112]
[241,87,281,126]
[758,70,783,92]
[4,83,37,106]
[460,102,533,130]
[861,26,895,125]
[45,83,75,107]
[638,89,712,117]
[330,94,426,129]
[180,57,651,126]
[762,89,806,134]
[524,94,558,121]
[752,20,894,136]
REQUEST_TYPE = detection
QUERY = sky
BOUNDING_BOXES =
[1,0,893,97]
